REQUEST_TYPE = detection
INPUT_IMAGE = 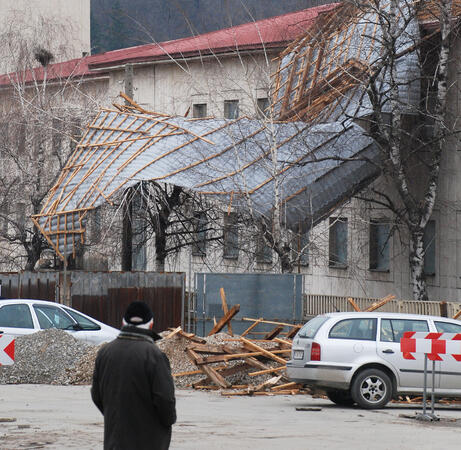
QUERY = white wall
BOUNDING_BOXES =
[0,0,90,72]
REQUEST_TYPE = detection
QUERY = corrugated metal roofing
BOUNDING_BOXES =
[33,109,377,258]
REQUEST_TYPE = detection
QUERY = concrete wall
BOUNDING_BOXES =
[0,0,90,72]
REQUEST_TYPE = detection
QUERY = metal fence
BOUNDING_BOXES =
[194,273,304,336]
[304,294,461,319]
[0,271,185,332]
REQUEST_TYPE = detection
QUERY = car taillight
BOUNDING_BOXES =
[311,342,321,361]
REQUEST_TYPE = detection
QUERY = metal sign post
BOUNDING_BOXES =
[419,354,438,422]
[399,331,461,422]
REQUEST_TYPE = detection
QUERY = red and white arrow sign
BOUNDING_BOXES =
[0,335,14,365]
[400,331,461,361]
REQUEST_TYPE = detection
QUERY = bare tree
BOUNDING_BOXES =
[0,17,106,270]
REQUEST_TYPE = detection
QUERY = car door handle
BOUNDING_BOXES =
[382,349,394,354]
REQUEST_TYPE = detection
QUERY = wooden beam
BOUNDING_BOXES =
[185,348,230,389]
[241,317,263,337]
[248,366,286,377]
[348,297,361,312]
[365,294,395,312]
[165,326,182,339]
[194,349,291,365]
[240,337,287,365]
[263,326,285,340]
[220,287,233,336]
[242,317,302,328]
[208,304,240,336]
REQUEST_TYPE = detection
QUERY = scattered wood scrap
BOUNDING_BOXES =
[169,315,310,397]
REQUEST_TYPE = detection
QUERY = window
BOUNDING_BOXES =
[380,319,429,342]
[329,318,377,341]
[64,307,101,330]
[256,232,272,264]
[224,100,239,119]
[434,321,461,333]
[192,211,207,256]
[369,220,390,271]
[257,97,269,118]
[298,316,328,338]
[192,103,207,118]
[33,304,74,330]
[293,231,309,266]
[329,217,347,267]
[0,304,34,328]
[223,212,239,259]
[423,220,436,275]
[132,214,146,271]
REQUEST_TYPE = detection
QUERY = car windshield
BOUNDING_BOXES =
[33,305,75,330]
[298,316,328,338]
[63,307,100,331]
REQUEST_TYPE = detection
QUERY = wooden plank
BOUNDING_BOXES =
[186,348,230,389]
[220,287,233,336]
[286,326,300,340]
[240,318,264,337]
[208,304,240,336]
[271,382,300,391]
[453,310,461,320]
[248,366,286,377]
[253,375,282,392]
[365,294,395,312]
[242,317,302,328]
[240,337,287,365]
[194,349,291,365]
[348,297,361,312]
[177,330,206,343]
[189,343,226,354]
[274,338,292,348]
[263,325,284,340]
[165,326,182,339]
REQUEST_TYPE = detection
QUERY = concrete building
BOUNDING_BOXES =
[0,4,460,305]
[0,0,90,72]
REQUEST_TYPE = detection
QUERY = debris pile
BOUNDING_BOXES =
[0,328,91,385]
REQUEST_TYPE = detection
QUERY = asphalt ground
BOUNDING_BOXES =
[0,385,460,449]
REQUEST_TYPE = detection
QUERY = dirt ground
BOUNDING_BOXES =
[1,385,461,449]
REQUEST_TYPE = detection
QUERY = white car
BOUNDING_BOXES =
[0,299,119,345]
[287,312,461,409]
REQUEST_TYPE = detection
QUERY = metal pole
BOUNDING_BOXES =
[422,354,428,416]
[431,359,435,416]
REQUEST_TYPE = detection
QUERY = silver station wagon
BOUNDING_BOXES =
[287,312,461,408]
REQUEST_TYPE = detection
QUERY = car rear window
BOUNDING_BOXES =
[329,318,377,341]
[380,319,429,342]
[298,316,328,338]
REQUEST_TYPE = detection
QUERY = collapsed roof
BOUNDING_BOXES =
[32,105,377,259]
[33,1,436,259]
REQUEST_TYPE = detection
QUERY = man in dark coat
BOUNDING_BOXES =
[91,301,176,450]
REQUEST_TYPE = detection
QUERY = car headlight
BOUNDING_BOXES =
[293,350,304,360]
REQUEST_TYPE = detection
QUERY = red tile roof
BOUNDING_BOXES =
[0,4,338,85]
[0,57,105,87]
[88,4,338,70]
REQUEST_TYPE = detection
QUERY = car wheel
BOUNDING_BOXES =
[326,390,355,406]
[351,369,392,409]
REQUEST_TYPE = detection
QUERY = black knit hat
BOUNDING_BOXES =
[123,301,153,325]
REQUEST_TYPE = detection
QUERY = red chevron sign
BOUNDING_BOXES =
[0,335,14,365]
[400,331,461,361]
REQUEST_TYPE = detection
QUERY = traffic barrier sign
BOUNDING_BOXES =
[0,334,14,365]
[400,331,461,361]
[398,331,461,422]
